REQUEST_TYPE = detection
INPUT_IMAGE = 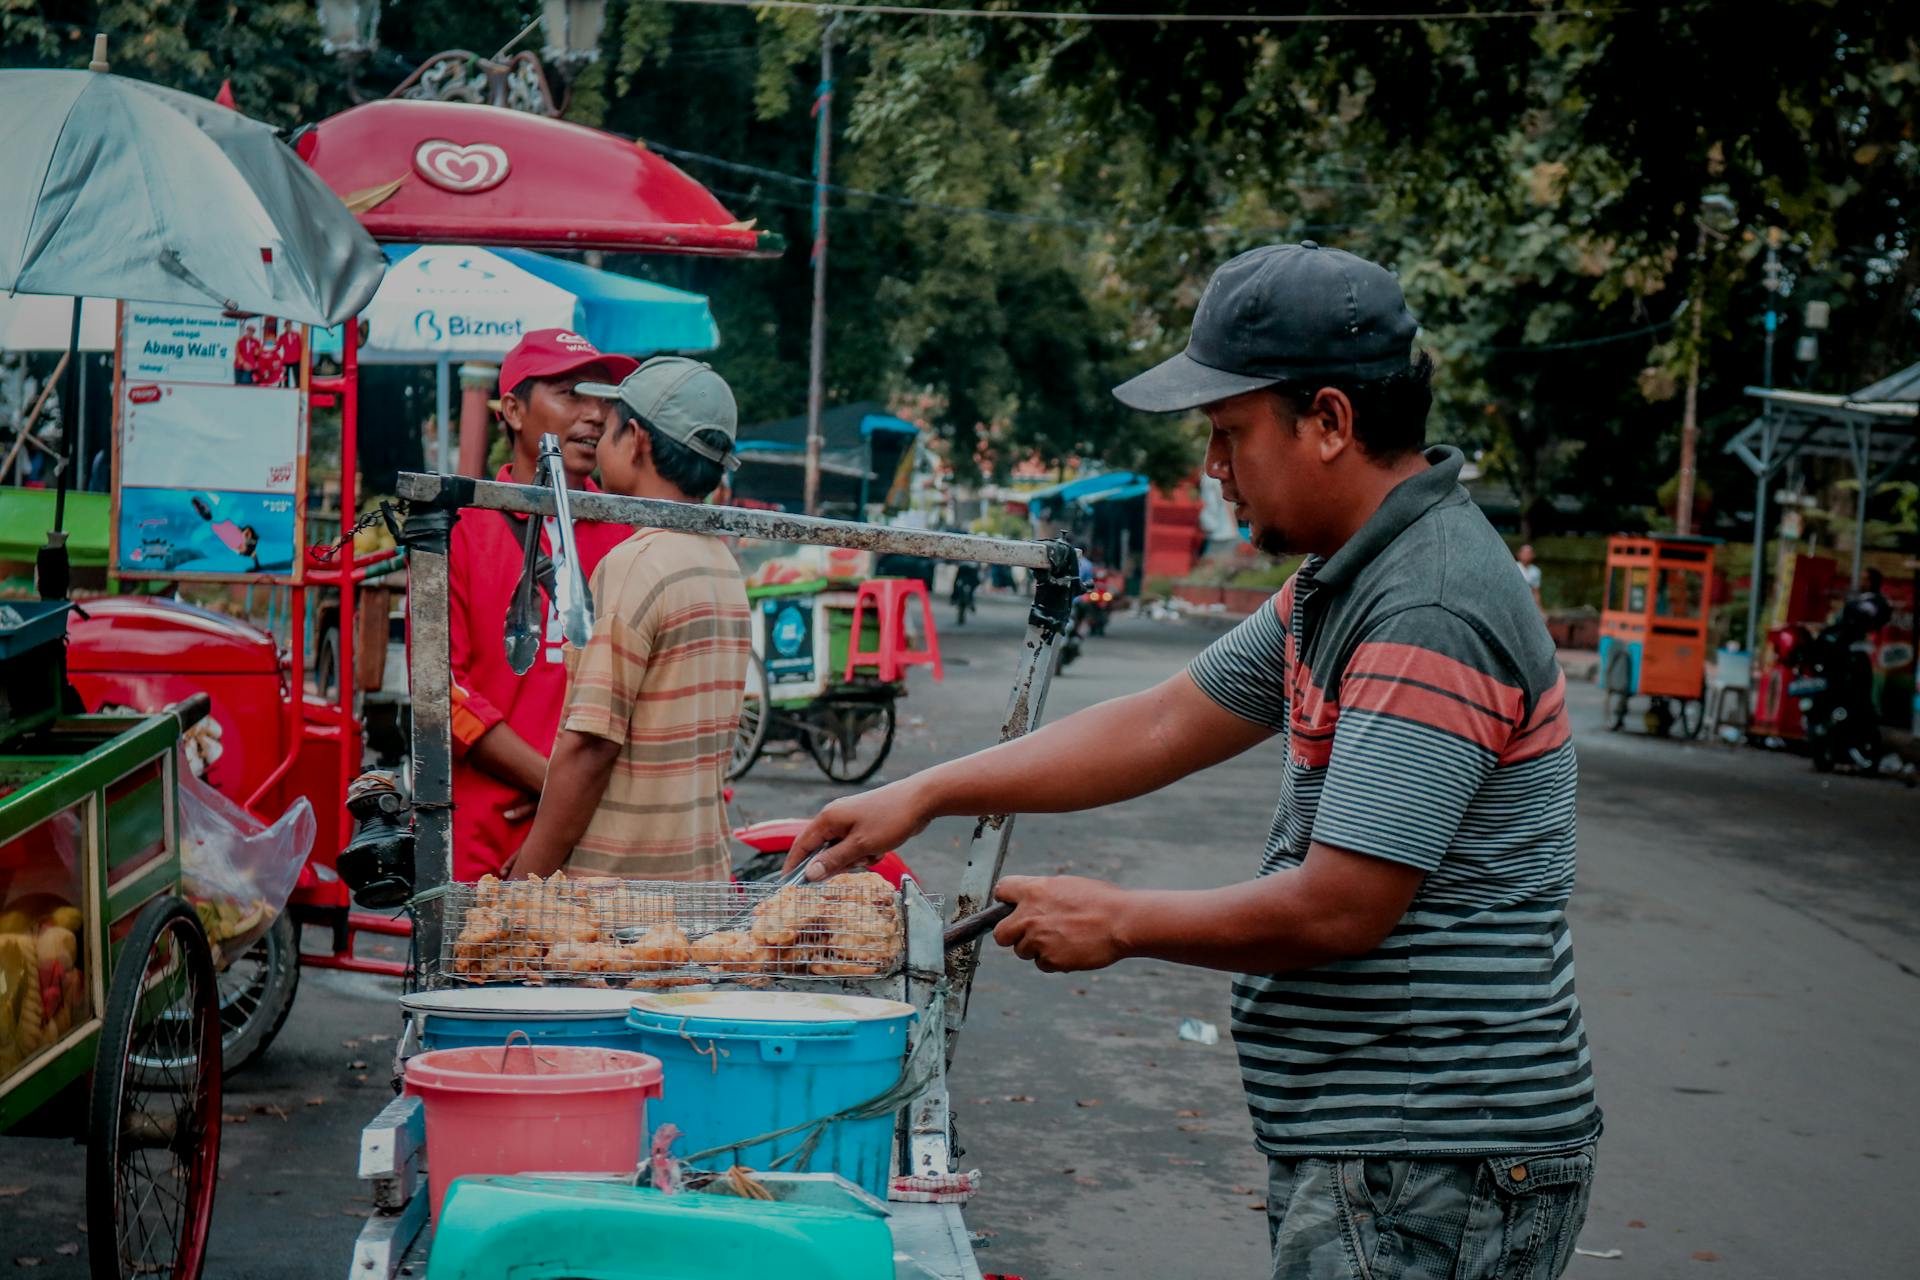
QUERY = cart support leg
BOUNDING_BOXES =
[944,545,1080,1062]
[400,504,457,980]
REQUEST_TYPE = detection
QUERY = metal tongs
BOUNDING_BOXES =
[503,433,596,673]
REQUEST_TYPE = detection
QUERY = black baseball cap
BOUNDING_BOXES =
[1113,242,1418,413]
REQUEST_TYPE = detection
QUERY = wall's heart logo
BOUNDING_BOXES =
[412,139,510,194]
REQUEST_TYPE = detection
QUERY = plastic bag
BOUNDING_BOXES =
[177,755,314,965]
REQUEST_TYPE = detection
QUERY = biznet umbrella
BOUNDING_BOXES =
[356,243,721,469]
[0,38,386,596]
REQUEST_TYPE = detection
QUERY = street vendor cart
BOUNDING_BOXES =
[1599,533,1720,738]
[1,603,223,1280]
[338,470,1080,1278]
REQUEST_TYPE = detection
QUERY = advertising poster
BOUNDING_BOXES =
[757,596,827,701]
[112,304,309,581]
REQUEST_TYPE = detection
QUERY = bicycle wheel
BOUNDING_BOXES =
[215,914,300,1076]
[88,896,222,1280]
[804,698,897,784]
[728,652,770,781]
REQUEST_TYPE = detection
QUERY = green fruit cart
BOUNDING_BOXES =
[1,600,223,1280]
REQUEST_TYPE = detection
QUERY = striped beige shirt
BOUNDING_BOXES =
[561,529,751,880]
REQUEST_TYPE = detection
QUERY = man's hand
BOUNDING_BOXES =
[503,794,537,824]
[990,875,1134,973]
[783,778,933,879]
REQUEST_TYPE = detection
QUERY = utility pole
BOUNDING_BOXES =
[1675,193,1737,537]
[1742,226,1785,651]
[802,15,844,518]
[1675,216,1709,537]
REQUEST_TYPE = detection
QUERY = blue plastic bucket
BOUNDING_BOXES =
[402,987,649,1054]
[627,991,917,1199]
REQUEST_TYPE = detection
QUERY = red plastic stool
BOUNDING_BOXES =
[843,577,944,683]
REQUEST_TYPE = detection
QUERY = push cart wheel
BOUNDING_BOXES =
[136,912,298,1083]
[214,914,300,1076]
[1677,697,1706,740]
[88,896,223,1280]
[1604,653,1632,732]
[727,653,770,781]
[805,699,897,784]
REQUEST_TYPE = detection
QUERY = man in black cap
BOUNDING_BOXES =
[790,243,1599,1277]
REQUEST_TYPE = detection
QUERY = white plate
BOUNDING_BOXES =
[400,985,644,1020]
[628,989,915,1024]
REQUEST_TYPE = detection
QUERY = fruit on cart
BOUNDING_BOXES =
[190,892,273,961]
[36,922,77,971]
[47,905,82,932]
[16,976,43,1053]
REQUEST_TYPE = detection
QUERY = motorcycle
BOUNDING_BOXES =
[951,563,981,626]
[1783,588,1893,774]
[1082,570,1120,637]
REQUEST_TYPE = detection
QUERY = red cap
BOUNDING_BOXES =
[498,329,639,397]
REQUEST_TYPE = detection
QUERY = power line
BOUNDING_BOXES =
[648,0,1633,25]
[1471,318,1674,353]
[651,138,1404,235]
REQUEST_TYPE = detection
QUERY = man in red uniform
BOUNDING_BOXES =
[444,329,636,880]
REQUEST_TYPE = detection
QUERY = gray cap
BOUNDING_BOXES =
[577,356,740,471]
[1113,242,1418,413]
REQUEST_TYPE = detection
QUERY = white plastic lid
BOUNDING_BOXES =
[627,989,915,1025]
[401,986,645,1020]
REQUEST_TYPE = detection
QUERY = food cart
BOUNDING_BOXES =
[731,571,913,785]
[1598,533,1719,737]
[340,472,1079,1277]
[1,602,223,1280]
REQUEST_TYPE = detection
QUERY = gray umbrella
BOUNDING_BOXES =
[0,63,384,325]
[0,43,386,598]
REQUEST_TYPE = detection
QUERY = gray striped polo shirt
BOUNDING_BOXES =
[1189,446,1599,1156]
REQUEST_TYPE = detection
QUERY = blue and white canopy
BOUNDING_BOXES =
[358,244,718,363]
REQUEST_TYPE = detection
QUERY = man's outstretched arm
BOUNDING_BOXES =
[786,671,1275,876]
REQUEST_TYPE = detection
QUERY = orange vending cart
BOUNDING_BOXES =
[1598,534,1718,737]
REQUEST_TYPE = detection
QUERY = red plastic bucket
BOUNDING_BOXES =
[404,1037,664,1221]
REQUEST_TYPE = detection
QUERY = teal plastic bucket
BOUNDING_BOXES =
[402,987,649,1054]
[627,991,917,1199]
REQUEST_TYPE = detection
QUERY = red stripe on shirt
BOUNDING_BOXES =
[1341,675,1510,752]
[1346,641,1525,724]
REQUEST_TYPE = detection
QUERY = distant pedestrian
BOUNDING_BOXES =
[1517,542,1544,610]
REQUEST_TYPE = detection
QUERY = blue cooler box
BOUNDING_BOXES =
[627,990,917,1199]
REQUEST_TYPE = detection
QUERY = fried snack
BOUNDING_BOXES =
[625,923,691,972]
[545,941,629,975]
[819,871,897,910]
[749,884,819,949]
[689,929,761,974]
[522,902,599,947]
[474,874,506,910]
[455,908,508,946]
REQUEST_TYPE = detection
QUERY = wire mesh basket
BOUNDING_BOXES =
[439,871,919,988]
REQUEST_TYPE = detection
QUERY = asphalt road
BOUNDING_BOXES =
[4,592,1915,1278]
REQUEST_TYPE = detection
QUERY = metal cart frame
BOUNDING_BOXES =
[345,470,1079,1276]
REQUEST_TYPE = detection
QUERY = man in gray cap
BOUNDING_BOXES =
[790,245,1598,1277]
[512,357,752,882]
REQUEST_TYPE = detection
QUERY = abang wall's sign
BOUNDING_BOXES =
[111,302,310,583]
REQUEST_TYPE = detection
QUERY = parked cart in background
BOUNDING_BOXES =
[1599,534,1720,738]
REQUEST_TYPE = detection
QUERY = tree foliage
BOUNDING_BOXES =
[5,1,1913,513]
